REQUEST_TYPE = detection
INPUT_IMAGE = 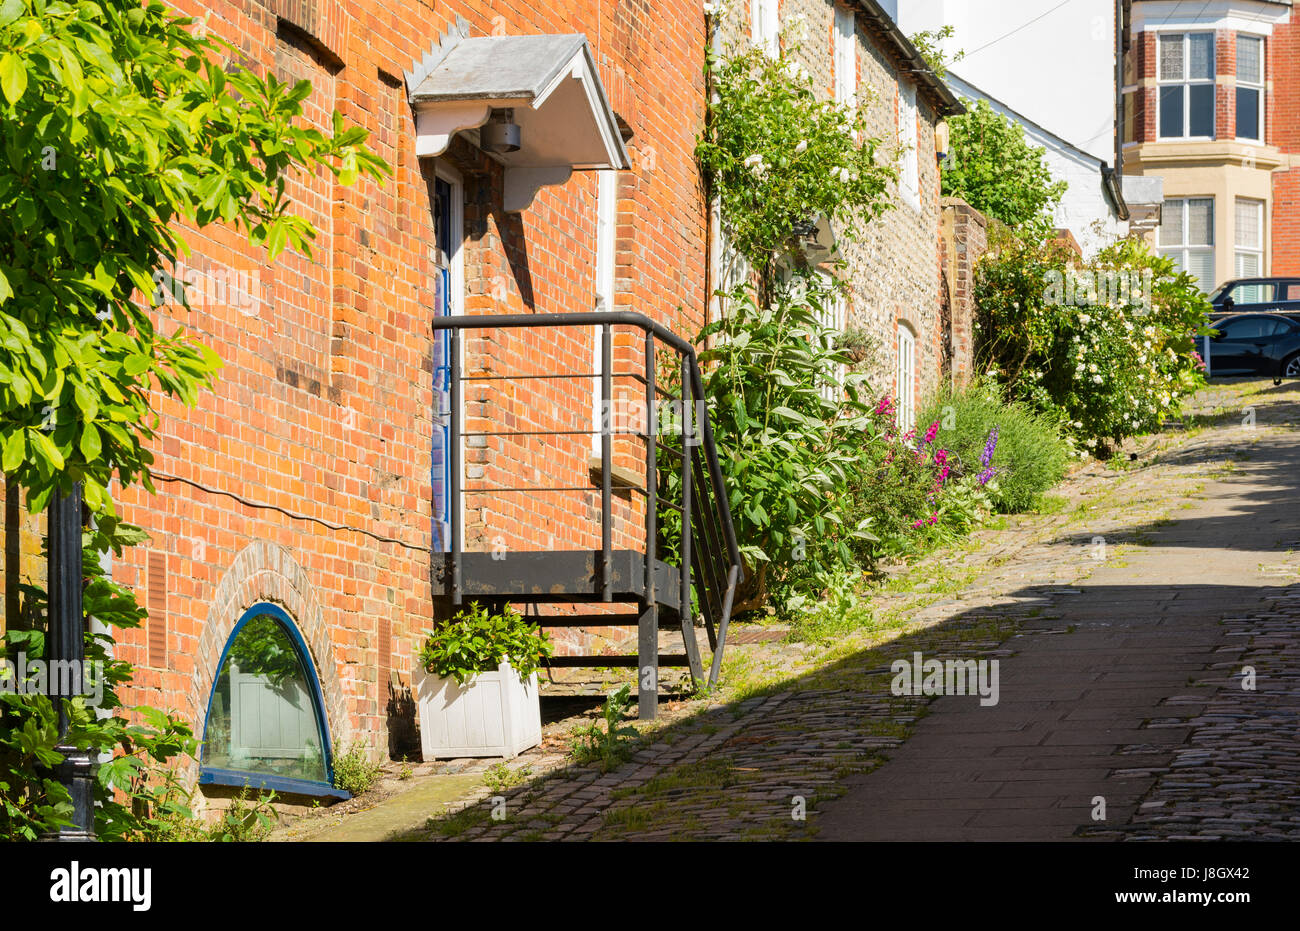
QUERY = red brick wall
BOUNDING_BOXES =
[1216,29,1235,140]
[1271,18,1300,272]
[1136,31,1155,142]
[114,0,708,763]
[940,198,989,389]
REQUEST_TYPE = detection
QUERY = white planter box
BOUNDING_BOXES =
[416,661,541,759]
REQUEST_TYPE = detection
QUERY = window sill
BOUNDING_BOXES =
[1127,140,1284,170]
[200,766,351,800]
[588,457,641,496]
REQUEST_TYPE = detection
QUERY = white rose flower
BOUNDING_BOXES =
[784,13,809,42]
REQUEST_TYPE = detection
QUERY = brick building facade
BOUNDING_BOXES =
[1,0,963,799]
[717,0,962,428]
[95,0,709,792]
[1122,0,1298,288]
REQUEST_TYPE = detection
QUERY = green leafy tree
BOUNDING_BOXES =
[941,99,1067,234]
[909,25,964,82]
[0,0,386,839]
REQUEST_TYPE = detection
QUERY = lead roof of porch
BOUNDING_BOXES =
[408,34,589,103]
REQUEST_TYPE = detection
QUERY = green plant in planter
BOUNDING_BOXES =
[419,603,552,686]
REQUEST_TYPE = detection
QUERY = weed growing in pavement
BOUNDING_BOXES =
[483,762,532,793]
[332,741,382,796]
[425,802,491,838]
[570,685,639,772]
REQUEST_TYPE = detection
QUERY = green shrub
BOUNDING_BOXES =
[332,742,382,796]
[691,285,878,612]
[919,383,1069,513]
[825,396,961,569]
[974,234,1210,453]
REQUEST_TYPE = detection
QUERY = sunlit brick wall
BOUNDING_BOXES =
[114,0,708,761]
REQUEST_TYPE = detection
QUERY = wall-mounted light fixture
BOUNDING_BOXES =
[480,108,521,154]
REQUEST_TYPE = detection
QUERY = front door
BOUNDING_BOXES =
[431,170,462,553]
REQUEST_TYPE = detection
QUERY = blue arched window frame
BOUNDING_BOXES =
[199,603,349,799]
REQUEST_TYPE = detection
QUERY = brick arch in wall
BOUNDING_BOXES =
[189,540,349,756]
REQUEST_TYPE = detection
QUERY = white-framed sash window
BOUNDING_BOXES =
[899,82,919,210]
[1236,34,1264,142]
[896,325,915,433]
[1234,197,1265,285]
[1157,32,1215,139]
[834,6,856,106]
[752,0,779,57]
[1159,196,1215,293]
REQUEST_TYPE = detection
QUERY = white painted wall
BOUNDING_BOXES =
[946,74,1125,256]
[897,0,1117,162]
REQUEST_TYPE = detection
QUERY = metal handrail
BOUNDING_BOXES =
[431,311,744,686]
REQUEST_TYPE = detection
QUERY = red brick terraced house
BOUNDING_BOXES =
[91,0,718,803]
[7,0,963,806]
[1122,0,1300,290]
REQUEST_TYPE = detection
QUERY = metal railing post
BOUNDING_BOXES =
[601,323,612,601]
[450,328,462,606]
[644,331,656,603]
[680,356,692,629]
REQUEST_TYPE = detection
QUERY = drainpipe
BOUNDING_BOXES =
[1112,0,1130,224]
[705,13,723,325]
[41,483,96,841]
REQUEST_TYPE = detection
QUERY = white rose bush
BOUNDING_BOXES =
[975,233,1211,456]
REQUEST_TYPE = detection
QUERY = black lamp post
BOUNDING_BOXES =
[41,482,97,841]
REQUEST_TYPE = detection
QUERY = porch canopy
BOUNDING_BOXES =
[407,26,629,211]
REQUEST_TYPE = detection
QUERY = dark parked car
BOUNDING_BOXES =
[1208,278,1300,321]
[1205,313,1300,381]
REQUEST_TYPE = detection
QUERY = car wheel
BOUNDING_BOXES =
[1285,353,1300,379]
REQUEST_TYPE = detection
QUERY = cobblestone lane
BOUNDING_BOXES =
[281,381,1300,842]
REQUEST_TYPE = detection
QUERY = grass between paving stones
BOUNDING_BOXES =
[405,380,1286,842]
[420,803,492,840]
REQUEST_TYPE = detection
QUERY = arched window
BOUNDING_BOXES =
[200,604,347,798]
